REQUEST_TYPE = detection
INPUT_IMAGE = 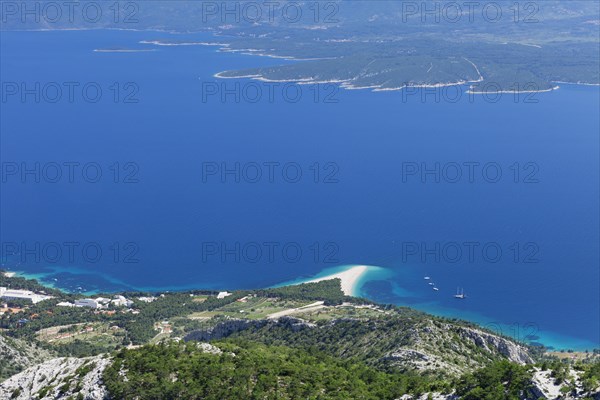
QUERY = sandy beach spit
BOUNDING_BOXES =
[302,265,370,296]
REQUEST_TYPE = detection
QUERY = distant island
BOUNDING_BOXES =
[2,1,598,94]
[139,40,229,47]
[93,48,156,53]
[138,32,599,94]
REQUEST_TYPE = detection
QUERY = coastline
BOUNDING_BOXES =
[401,300,599,352]
[213,69,569,96]
[211,56,485,92]
[139,40,230,47]
[139,40,334,61]
[201,40,597,95]
[6,29,596,94]
[552,81,600,86]
[213,70,568,95]
[300,265,370,296]
[2,27,596,360]
[2,270,64,292]
[1,267,136,295]
[466,85,561,95]
[272,265,383,297]
[93,49,156,53]
[214,67,570,95]
[208,48,579,95]
[3,266,598,351]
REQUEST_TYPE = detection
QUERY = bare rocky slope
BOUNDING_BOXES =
[0,334,55,381]
[195,315,535,376]
[381,320,534,375]
[0,355,110,400]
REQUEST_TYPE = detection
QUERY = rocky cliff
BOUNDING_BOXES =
[0,355,110,400]
[0,334,55,381]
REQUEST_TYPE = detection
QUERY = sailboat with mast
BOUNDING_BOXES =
[454,287,466,299]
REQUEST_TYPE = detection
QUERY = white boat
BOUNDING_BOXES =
[428,282,435,285]
[424,276,431,280]
[454,287,466,299]
[433,287,439,291]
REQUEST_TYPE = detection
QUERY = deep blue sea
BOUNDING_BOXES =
[1,30,598,350]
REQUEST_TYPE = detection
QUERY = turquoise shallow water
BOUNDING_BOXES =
[1,29,598,351]
[11,262,599,351]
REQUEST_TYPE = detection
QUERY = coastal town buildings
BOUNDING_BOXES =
[59,295,135,309]
[111,295,134,307]
[74,299,100,309]
[137,296,156,303]
[0,287,53,304]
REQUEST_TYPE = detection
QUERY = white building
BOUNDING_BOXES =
[95,297,111,306]
[217,291,232,299]
[0,287,53,304]
[137,296,156,303]
[111,295,133,307]
[74,298,100,309]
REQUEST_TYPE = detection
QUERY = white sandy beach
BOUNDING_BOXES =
[302,265,370,296]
